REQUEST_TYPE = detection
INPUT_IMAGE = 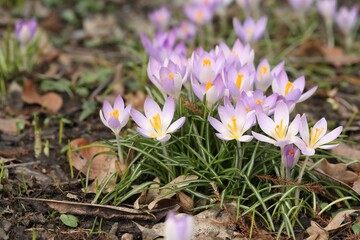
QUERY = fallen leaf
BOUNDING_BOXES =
[0,118,25,135]
[22,80,63,113]
[176,191,194,212]
[315,159,358,184]
[134,178,160,209]
[319,46,360,67]
[324,210,357,231]
[306,221,329,240]
[352,179,360,195]
[69,138,123,193]
[148,175,198,210]
[331,143,360,172]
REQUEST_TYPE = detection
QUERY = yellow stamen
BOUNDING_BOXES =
[202,58,211,66]
[169,73,174,80]
[227,116,239,139]
[274,120,287,139]
[246,28,254,35]
[260,66,268,79]
[236,74,244,89]
[195,11,204,23]
[310,127,324,146]
[255,99,263,104]
[110,109,119,119]
[231,50,239,57]
[150,113,162,132]
[205,82,212,91]
[285,82,294,95]
[245,106,250,113]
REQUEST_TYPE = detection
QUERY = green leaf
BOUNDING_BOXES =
[60,214,78,228]
[352,221,360,234]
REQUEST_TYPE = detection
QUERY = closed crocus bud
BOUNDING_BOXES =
[283,144,300,170]
[15,19,37,45]
[164,211,194,240]
[317,0,337,24]
[335,6,358,36]
[149,6,171,31]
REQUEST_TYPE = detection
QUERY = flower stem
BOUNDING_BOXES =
[325,20,334,49]
[237,141,243,172]
[115,133,124,165]
[280,146,285,179]
[161,142,168,157]
[295,155,310,205]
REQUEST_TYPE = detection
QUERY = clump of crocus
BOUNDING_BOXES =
[164,211,194,240]
[130,97,185,142]
[15,19,38,45]
[100,95,131,165]
[149,6,171,31]
[233,16,267,45]
[335,5,358,49]
[317,0,337,48]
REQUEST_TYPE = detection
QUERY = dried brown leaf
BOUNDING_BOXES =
[134,178,160,209]
[315,159,358,184]
[306,221,329,240]
[22,80,63,113]
[319,46,360,67]
[331,143,360,172]
[324,210,357,231]
[0,118,25,135]
[176,191,194,212]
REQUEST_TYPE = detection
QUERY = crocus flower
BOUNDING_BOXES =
[283,144,300,170]
[317,0,337,24]
[252,101,300,147]
[208,98,255,141]
[149,6,171,31]
[164,211,193,240]
[147,54,189,98]
[140,31,186,62]
[15,19,37,45]
[99,95,131,135]
[175,20,197,40]
[192,75,225,108]
[288,0,314,13]
[233,16,267,45]
[335,6,358,36]
[293,114,342,156]
[255,59,273,91]
[223,63,255,100]
[217,39,255,67]
[238,90,278,115]
[184,4,214,25]
[272,70,317,105]
[130,97,185,142]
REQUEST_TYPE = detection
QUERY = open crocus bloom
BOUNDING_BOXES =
[252,101,300,147]
[239,90,278,115]
[233,16,267,44]
[99,95,131,135]
[293,115,343,156]
[131,97,185,142]
[208,98,255,142]
[164,211,193,240]
[224,63,255,100]
[184,3,214,26]
[283,144,300,170]
[217,39,255,67]
[15,19,38,45]
[272,70,317,104]
[149,6,171,31]
[175,20,197,40]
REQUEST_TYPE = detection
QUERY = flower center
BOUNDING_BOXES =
[246,27,254,36]
[245,106,250,113]
[255,99,263,104]
[227,116,239,139]
[205,81,213,91]
[231,50,239,57]
[169,73,174,80]
[260,66,268,79]
[285,82,294,95]
[236,74,244,90]
[110,109,119,119]
[310,127,324,146]
[202,58,211,67]
[150,113,162,132]
[195,11,204,23]
[274,120,287,139]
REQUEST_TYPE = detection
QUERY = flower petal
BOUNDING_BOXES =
[162,97,175,130]
[144,98,162,119]
[252,131,276,144]
[208,116,228,134]
[157,134,171,142]
[131,109,153,132]
[256,112,276,137]
[114,95,125,111]
[102,100,113,120]
[167,117,186,133]
[315,126,343,148]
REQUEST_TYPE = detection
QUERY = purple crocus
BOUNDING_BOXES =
[147,54,189,98]
[149,6,171,31]
[255,59,273,92]
[164,211,193,240]
[100,95,131,135]
[293,114,343,156]
[175,20,197,40]
[130,97,185,142]
[283,144,300,170]
[233,16,267,45]
[217,39,255,67]
[184,4,214,26]
[288,0,314,13]
[252,101,301,147]
[335,6,358,37]
[15,19,37,45]
[238,90,278,115]
[317,0,337,24]
[223,63,255,100]
[271,70,317,105]
[208,98,255,142]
